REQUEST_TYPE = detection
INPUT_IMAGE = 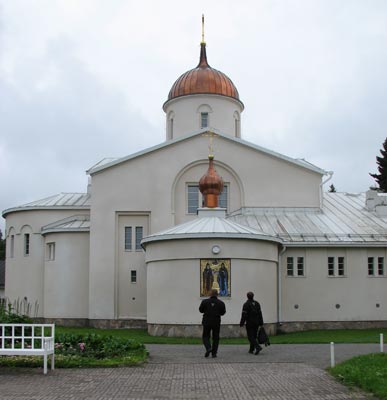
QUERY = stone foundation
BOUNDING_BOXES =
[35,318,147,329]
[147,323,277,337]
[277,320,387,333]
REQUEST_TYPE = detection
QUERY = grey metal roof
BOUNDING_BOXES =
[228,192,387,246]
[41,215,90,235]
[87,129,327,176]
[142,215,281,246]
[2,193,91,217]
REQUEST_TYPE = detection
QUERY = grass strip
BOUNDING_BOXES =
[330,353,387,400]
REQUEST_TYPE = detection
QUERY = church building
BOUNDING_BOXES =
[2,31,387,336]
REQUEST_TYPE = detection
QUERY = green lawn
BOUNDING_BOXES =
[55,327,387,344]
[330,353,387,400]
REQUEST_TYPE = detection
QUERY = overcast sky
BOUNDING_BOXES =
[1,0,387,233]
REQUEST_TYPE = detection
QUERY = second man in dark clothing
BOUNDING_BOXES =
[199,289,226,358]
[239,291,264,355]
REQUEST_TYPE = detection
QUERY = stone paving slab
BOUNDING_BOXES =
[0,344,380,400]
[146,343,379,369]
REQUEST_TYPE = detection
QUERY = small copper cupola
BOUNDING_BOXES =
[199,155,224,208]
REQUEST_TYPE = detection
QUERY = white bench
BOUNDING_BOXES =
[0,323,55,374]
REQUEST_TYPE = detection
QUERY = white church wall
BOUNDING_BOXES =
[43,232,89,318]
[89,134,322,320]
[173,160,243,225]
[164,95,243,139]
[116,213,148,319]
[4,209,88,317]
[282,247,387,323]
[145,238,278,327]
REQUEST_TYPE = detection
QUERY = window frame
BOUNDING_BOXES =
[130,270,137,283]
[327,256,346,277]
[135,226,143,251]
[286,256,305,277]
[47,242,55,261]
[367,256,385,277]
[24,233,30,256]
[124,226,132,251]
[201,112,209,129]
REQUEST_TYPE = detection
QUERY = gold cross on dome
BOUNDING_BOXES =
[202,130,218,157]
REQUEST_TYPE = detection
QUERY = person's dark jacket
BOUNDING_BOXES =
[239,299,263,327]
[199,295,226,325]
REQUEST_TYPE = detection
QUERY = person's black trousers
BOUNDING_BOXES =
[202,322,221,355]
[246,323,261,352]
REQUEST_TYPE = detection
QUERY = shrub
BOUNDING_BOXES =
[55,333,145,359]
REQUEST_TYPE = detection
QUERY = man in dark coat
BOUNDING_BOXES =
[239,291,264,355]
[199,289,226,358]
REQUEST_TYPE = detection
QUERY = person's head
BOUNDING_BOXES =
[247,291,254,300]
[221,263,225,269]
[211,289,218,297]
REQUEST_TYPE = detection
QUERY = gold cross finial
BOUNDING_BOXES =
[201,14,205,44]
[202,130,218,157]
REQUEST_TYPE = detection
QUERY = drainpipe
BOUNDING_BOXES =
[319,171,333,209]
[277,244,287,329]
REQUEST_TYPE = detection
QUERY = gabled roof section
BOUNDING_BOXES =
[87,129,327,176]
[228,192,387,246]
[41,215,90,235]
[2,193,91,217]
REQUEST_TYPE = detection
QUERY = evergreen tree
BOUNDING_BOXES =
[328,184,336,193]
[370,138,387,192]
[0,229,5,260]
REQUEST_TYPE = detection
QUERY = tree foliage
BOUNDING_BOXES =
[0,229,5,260]
[370,138,387,192]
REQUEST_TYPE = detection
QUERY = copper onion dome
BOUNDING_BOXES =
[165,42,241,104]
[199,155,224,208]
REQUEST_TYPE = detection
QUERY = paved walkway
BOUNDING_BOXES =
[0,344,380,399]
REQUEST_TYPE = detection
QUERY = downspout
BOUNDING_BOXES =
[319,171,333,209]
[277,244,287,330]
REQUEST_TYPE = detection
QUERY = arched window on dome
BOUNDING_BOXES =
[197,104,213,130]
[234,111,241,138]
[167,111,175,140]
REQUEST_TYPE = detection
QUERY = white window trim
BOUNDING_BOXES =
[327,256,346,277]
[286,256,305,277]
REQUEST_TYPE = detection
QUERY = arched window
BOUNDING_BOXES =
[233,111,241,138]
[167,111,175,140]
[197,104,213,130]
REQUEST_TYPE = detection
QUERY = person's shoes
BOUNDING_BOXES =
[212,353,217,358]
[205,349,211,358]
[254,347,262,355]
[248,350,254,354]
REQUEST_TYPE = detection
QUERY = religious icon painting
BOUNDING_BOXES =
[200,259,231,297]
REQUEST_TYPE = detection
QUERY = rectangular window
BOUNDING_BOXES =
[10,235,14,258]
[378,257,384,275]
[124,227,132,251]
[187,185,200,214]
[135,227,143,250]
[130,270,137,283]
[218,185,228,210]
[287,256,304,277]
[24,234,30,256]
[368,257,375,276]
[47,243,55,261]
[338,257,345,276]
[201,112,208,128]
[286,257,294,276]
[297,257,304,276]
[328,257,335,276]
[328,256,345,277]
